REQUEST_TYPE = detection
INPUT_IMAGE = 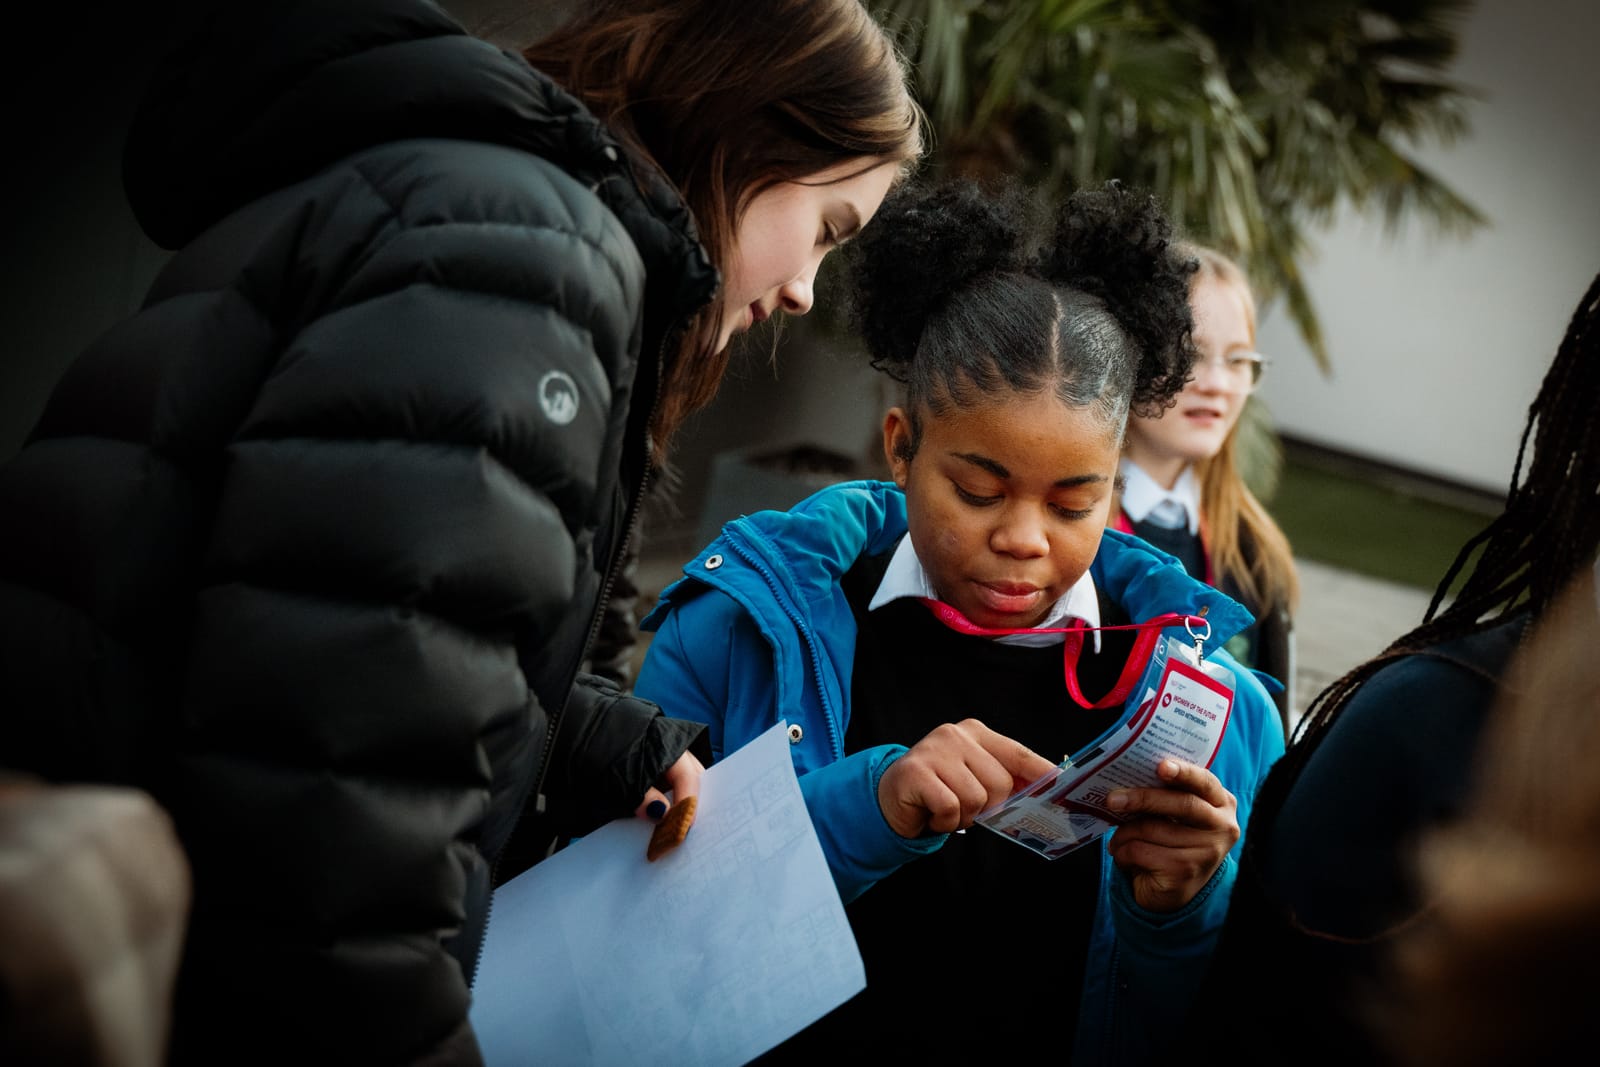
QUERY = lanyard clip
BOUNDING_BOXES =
[1184,609,1211,662]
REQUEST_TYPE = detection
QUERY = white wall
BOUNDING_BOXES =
[1254,0,1600,495]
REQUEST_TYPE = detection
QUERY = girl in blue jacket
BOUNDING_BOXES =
[636,179,1285,1065]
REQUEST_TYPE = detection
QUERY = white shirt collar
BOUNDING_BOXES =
[868,535,1102,651]
[1119,459,1201,536]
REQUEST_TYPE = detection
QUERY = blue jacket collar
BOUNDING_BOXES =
[646,481,1255,647]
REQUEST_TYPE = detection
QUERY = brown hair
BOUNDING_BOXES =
[1184,244,1300,616]
[524,0,925,450]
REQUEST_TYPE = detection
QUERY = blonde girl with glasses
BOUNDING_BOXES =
[1117,245,1301,731]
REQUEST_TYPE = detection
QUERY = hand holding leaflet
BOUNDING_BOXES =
[975,630,1238,864]
[1103,752,1240,912]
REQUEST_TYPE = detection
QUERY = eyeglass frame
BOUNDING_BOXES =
[1190,350,1267,392]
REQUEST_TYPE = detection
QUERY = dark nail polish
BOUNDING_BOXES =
[646,799,667,820]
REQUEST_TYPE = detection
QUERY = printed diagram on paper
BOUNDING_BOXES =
[470,722,864,1067]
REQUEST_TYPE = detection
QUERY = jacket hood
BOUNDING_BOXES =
[126,1,520,249]
[124,0,716,372]
[1094,527,1256,647]
[645,481,906,628]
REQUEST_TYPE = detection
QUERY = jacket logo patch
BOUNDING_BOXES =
[539,370,579,425]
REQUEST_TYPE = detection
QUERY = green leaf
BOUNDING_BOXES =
[867,0,1484,378]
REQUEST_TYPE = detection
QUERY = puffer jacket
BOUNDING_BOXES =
[637,480,1287,1066]
[0,2,715,1063]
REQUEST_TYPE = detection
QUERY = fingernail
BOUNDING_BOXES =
[646,799,667,820]
[1160,760,1179,777]
[1106,793,1127,812]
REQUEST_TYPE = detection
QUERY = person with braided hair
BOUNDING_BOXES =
[1381,561,1600,1067]
[1196,270,1600,1065]
[635,179,1285,1064]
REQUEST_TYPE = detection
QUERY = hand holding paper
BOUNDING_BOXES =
[632,749,705,840]
[645,796,697,861]
[469,722,863,1067]
[1105,757,1240,912]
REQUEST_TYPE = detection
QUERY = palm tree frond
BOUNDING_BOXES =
[866,0,1483,378]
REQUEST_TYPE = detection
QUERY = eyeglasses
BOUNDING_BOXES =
[1192,351,1266,392]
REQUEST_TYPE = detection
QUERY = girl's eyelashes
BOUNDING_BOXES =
[821,222,840,248]
[952,483,999,507]
[953,482,1095,520]
[953,479,1094,521]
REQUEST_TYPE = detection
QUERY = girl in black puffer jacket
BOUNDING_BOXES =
[0,1,923,1062]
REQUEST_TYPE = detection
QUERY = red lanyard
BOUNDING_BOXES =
[917,598,1209,711]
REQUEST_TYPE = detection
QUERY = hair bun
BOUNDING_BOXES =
[846,178,1033,374]
[1040,181,1196,412]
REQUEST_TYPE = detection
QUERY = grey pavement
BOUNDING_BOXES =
[1287,559,1435,734]
[633,545,1437,740]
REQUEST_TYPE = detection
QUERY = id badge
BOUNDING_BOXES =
[975,632,1237,859]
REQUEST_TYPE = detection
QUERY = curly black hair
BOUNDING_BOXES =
[844,176,1195,457]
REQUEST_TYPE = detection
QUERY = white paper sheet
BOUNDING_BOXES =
[469,721,863,1066]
